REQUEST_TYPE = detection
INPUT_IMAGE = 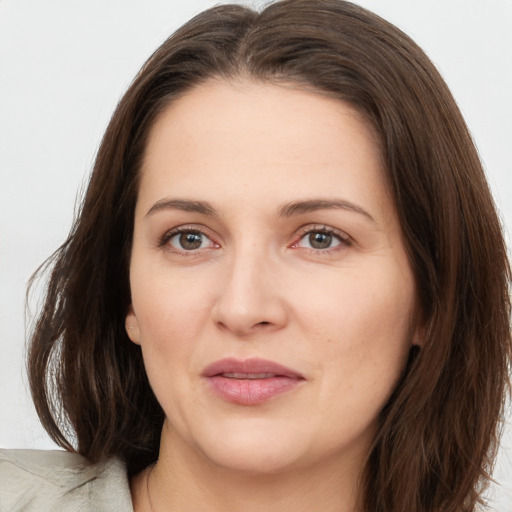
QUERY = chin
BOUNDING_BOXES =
[185,412,378,479]
[204,441,301,475]
[191,422,309,475]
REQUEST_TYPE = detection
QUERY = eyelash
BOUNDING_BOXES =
[158,225,217,252]
[291,225,353,255]
[158,224,352,255]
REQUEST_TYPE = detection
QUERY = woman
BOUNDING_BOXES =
[1,0,510,511]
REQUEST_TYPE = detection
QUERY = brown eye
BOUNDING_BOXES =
[180,232,203,250]
[168,231,212,251]
[308,232,333,249]
[295,228,347,252]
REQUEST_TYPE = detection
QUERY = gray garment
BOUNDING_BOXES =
[0,449,133,511]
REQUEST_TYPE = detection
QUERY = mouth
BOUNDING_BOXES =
[202,358,305,405]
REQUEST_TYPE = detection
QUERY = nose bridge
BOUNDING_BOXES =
[213,236,286,335]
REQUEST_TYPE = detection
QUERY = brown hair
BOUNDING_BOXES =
[28,1,511,510]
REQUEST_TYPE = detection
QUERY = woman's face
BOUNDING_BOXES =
[126,79,417,475]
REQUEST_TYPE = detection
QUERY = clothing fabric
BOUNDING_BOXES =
[0,448,133,511]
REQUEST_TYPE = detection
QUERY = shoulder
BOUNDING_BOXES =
[0,448,133,512]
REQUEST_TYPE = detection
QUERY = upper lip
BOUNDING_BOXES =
[201,357,304,379]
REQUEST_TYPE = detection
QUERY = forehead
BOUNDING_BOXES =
[137,79,391,221]
[144,78,381,164]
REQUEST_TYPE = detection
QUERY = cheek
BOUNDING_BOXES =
[296,265,413,341]
[293,263,414,393]
[129,268,217,427]
[132,257,211,324]
[291,268,414,448]
[129,263,216,368]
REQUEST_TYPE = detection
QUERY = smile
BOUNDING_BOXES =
[202,358,305,405]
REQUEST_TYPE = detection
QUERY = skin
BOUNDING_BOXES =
[126,79,418,512]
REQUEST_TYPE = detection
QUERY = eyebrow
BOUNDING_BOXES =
[146,199,216,217]
[278,199,376,223]
[146,197,375,223]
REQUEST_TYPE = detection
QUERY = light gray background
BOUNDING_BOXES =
[1,0,511,509]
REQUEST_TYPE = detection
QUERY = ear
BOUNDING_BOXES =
[125,305,141,345]
[411,333,423,348]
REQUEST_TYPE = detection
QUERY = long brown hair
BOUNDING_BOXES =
[28,1,511,510]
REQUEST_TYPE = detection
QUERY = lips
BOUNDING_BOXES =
[202,358,305,405]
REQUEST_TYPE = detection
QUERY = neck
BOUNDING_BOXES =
[132,422,367,512]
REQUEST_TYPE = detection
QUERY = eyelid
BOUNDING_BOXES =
[290,224,353,252]
[158,224,219,251]
[157,223,352,255]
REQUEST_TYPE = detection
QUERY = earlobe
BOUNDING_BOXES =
[411,339,422,349]
[410,308,425,348]
[125,306,141,345]
[411,320,425,348]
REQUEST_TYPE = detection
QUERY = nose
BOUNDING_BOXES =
[212,245,288,337]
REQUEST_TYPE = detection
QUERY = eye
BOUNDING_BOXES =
[166,229,216,251]
[302,232,339,250]
[294,226,351,252]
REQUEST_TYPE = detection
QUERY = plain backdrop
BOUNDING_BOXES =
[1,0,511,509]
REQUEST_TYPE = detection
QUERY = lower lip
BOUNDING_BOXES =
[206,375,302,405]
